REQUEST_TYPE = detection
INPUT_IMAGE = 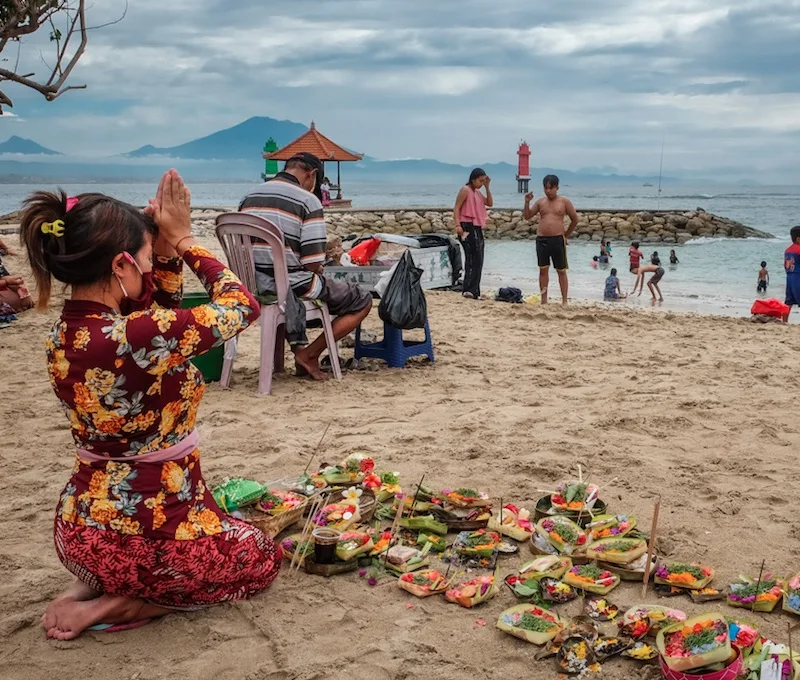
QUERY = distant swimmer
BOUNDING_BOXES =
[669,249,679,265]
[523,174,578,305]
[757,260,769,294]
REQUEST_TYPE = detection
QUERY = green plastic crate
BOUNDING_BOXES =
[181,292,223,382]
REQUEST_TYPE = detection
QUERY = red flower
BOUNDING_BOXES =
[359,458,375,473]
[577,535,587,545]
[363,473,381,490]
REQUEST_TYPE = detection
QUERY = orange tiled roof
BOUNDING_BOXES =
[264,122,363,162]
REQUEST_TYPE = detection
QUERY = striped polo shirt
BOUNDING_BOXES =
[238,173,327,297]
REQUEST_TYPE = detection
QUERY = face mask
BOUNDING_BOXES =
[115,252,155,315]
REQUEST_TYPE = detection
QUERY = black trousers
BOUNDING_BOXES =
[461,222,485,298]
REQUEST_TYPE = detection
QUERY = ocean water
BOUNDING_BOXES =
[2,180,798,317]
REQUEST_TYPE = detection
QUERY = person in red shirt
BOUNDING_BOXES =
[629,241,644,274]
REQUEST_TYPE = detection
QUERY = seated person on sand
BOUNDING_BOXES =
[603,268,627,300]
[0,238,34,325]
[239,152,372,380]
[632,263,665,301]
[22,171,280,640]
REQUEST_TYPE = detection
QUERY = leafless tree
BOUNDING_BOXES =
[0,1,125,112]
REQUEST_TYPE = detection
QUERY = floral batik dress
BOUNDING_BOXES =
[49,245,280,608]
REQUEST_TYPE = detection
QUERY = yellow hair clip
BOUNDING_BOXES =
[41,220,66,238]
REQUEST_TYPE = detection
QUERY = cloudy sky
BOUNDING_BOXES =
[1,0,799,180]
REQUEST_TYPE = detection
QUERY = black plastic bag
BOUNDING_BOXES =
[495,287,523,303]
[378,251,427,329]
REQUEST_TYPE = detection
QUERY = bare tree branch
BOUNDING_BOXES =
[0,0,120,112]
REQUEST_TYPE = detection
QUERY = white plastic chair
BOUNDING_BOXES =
[215,212,342,395]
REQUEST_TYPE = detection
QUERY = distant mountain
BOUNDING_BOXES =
[0,135,62,155]
[124,116,308,160]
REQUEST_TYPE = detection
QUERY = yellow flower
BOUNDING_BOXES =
[145,492,167,530]
[191,305,218,328]
[179,326,201,356]
[194,479,206,500]
[161,461,184,494]
[153,270,183,295]
[78,491,91,504]
[175,521,199,540]
[196,508,222,535]
[122,410,157,433]
[88,470,109,500]
[150,308,178,333]
[51,350,70,380]
[160,401,184,436]
[180,380,197,401]
[115,358,124,369]
[106,462,132,486]
[110,516,141,535]
[216,290,252,308]
[187,245,214,259]
[105,318,127,344]
[68,408,84,433]
[84,368,116,397]
[93,409,126,435]
[61,496,77,523]
[73,382,99,416]
[89,498,118,525]
[73,327,91,351]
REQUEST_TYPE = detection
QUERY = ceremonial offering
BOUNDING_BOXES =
[584,597,620,621]
[397,570,448,598]
[727,575,783,612]
[586,513,636,541]
[438,488,492,508]
[488,503,534,541]
[212,478,266,512]
[540,577,579,604]
[385,545,430,574]
[690,588,725,603]
[535,516,587,555]
[280,533,314,565]
[335,531,374,562]
[586,537,647,565]
[312,501,361,532]
[416,533,447,552]
[496,604,563,645]
[593,636,631,661]
[656,613,731,672]
[563,564,620,595]
[551,480,599,513]
[534,495,608,527]
[373,471,402,502]
[654,561,715,590]
[398,514,447,535]
[445,575,498,608]
[620,605,687,638]
[557,636,600,674]
[622,641,659,661]
[454,529,501,558]
[319,452,375,485]
[784,574,800,615]
[519,555,573,581]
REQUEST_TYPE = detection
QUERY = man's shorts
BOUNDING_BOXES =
[536,235,568,271]
[318,277,373,316]
[649,267,665,284]
[757,280,768,293]
[786,277,800,306]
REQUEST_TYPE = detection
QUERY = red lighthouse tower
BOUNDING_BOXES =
[517,141,531,193]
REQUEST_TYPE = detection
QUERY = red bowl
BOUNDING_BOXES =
[659,646,742,680]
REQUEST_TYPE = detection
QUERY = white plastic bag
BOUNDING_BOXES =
[374,260,400,298]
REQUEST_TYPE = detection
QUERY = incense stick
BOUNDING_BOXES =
[292,492,327,572]
[383,493,406,567]
[302,421,333,476]
[409,474,426,520]
[641,496,661,599]
[751,559,766,613]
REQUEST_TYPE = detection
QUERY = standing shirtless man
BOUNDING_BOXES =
[524,174,579,304]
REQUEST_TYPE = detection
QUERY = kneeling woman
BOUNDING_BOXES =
[23,171,280,640]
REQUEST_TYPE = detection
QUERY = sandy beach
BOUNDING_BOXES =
[1,235,799,680]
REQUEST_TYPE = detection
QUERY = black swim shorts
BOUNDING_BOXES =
[650,267,665,284]
[536,235,568,271]
[757,280,767,292]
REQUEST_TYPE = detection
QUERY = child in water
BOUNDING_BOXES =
[757,261,769,294]
[604,268,626,300]
[669,249,679,265]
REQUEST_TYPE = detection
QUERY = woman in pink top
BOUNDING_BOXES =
[453,168,493,298]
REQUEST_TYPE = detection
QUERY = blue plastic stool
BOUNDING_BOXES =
[355,320,435,368]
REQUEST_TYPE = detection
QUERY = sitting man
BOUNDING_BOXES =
[239,152,372,380]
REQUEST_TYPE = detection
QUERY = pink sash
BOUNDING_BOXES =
[76,429,199,464]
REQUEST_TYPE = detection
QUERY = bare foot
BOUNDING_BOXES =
[294,351,328,381]
[44,594,143,641]
[42,580,101,632]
